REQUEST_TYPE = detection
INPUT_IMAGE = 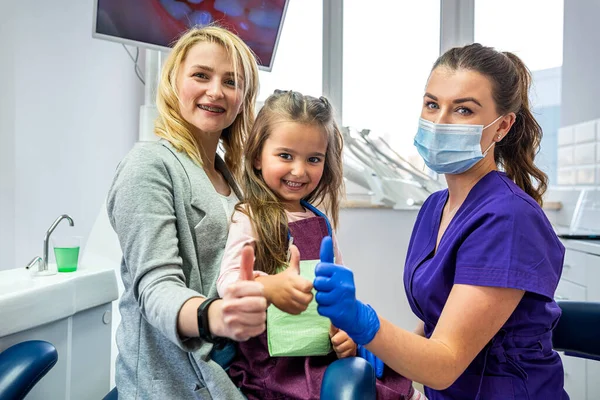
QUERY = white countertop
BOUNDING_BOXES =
[561,238,600,256]
[0,265,118,337]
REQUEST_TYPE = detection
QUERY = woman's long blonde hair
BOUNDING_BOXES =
[238,90,345,275]
[155,25,259,178]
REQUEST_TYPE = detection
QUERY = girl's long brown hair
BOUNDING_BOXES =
[237,90,344,274]
[433,43,548,205]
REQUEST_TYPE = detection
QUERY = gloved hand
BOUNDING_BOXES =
[313,236,380,345]
[357,345,384,379]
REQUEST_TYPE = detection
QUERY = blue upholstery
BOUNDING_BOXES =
[105,359,376,400]
[0,340,58,400]
[553,301,600,361]
[103,386,118,400]
[321,357,376,399]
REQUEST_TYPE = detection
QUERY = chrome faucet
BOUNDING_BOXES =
[26,214,75,273]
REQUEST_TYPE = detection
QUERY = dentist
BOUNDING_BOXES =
[315,43,568,400]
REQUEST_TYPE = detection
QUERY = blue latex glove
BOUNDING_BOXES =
[358,344,384,379]
[314,236,380,345]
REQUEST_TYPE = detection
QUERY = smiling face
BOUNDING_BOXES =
[254,121,328,212]
[421,67,515,153]
[176,41,244,137]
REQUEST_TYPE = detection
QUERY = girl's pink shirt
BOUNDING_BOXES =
[217,207,343,297]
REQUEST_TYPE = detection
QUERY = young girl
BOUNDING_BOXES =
[217,90,417,399]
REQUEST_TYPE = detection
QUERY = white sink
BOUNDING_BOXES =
[0,265,118,337]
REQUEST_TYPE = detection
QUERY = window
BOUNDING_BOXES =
[475,0,563,71]
[343,1,441,166]
[257,0,323,102]
[475,0,564,183]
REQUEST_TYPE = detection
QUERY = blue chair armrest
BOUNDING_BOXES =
[0,340,58,400]
[553,301,600,359]
[103,386,118,400]
[321,357,376,400]
[564,351,600,362]
[105,358,378,400]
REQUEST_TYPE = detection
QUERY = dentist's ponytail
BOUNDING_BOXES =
[499,52,547,206]
[433,44,548,206]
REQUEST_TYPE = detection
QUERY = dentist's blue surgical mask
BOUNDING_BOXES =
[413,115,503,175]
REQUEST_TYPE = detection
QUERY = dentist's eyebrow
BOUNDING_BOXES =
[424,93,483,108]
[453,97,482,107]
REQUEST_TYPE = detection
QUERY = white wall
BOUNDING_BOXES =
[561,1,600,127]
[0,2,17,271]
[337,208,420,331]
[0,0,144,271]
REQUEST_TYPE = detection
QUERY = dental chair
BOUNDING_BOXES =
[321,357,376,399]
[553,300,600,360]
[104,386,118,400]
[102,358,375,400]
[0,340,58,400]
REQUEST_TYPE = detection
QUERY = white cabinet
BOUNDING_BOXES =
[0,304,113,399]
[556,278,587,302]
[557,244,600,400]
[561,250,589,287]
[0,267,118,399]
[562,355,587,400]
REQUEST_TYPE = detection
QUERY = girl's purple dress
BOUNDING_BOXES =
[228,213,414,400]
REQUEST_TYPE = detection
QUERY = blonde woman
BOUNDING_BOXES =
[107,25,265,399]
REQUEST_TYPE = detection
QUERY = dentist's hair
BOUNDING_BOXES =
[432,43,548,206]
[154,24,259,179]
[237,90,345,275]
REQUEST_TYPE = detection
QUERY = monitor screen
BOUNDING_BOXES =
[92,0,289,71]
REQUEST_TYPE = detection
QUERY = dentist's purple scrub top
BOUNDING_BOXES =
[404,171,569,400]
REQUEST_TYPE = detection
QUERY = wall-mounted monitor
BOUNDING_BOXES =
[92,0,289,71]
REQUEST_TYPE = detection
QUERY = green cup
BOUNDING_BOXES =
[52,236,82,273]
